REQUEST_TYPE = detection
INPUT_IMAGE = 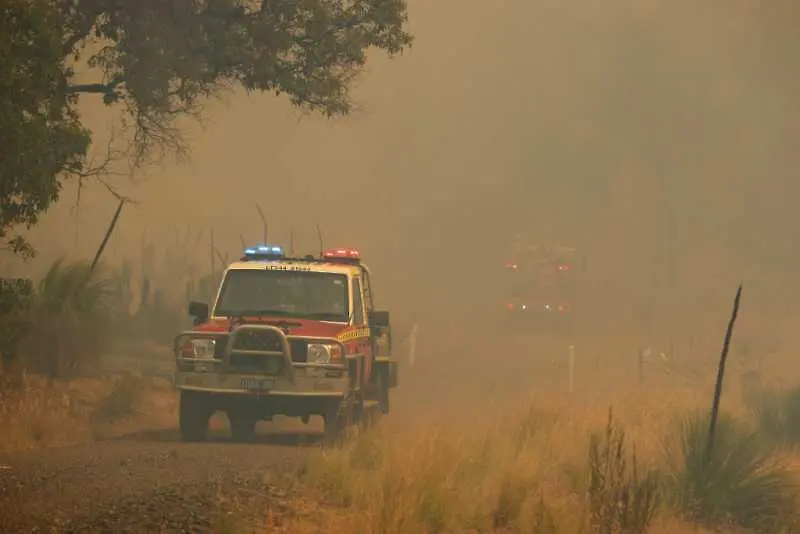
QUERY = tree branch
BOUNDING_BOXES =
[62,25,94,57]
[59,0,102,57]
[65,76,125,97]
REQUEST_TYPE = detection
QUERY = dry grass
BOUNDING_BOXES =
[0,372,177,452]
[269,382,800,534]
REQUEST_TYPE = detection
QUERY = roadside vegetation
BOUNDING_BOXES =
[247,289,800,534]
[0,250,199,451]
[273,384,800,534]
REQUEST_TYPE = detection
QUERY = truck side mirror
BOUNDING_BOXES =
[369,310,390,328]
[188,301,209,324]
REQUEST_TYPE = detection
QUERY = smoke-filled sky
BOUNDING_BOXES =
[5,0,800,345]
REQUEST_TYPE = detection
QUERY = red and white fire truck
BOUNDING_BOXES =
[502,241,585,325]
[173,245,396,442]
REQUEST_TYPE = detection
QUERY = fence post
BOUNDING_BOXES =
[568,345,575,393]
[638,347,645,386]
[408,323,419,368]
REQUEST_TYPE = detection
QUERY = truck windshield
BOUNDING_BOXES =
[214,269,349,322]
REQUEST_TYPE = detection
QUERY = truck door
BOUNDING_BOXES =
[350,276,372,386]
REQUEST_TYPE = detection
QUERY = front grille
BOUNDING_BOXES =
[230,330,282,351]
[218,331,315,371]
[227,329,285,374]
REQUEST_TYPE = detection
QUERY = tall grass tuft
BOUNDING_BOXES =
[21,257,119,377]
[663,410,797,532]
[586,408,659,534]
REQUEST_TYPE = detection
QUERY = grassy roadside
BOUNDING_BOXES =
[251,384,800,534]
[0,372,177,453]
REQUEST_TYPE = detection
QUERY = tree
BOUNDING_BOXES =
[0,1,91,258]
[1,0,412,256]
[63,0,413,164]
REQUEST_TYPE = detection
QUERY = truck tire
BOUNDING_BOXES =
[228,411,257,442]
[179,391,212,442]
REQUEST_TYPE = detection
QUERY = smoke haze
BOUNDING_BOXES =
[7,1,800,359]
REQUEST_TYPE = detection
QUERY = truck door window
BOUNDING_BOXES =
[362,270,374,311]
[351,277,365,325]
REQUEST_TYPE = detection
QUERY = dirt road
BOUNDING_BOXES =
[0,426,314,533]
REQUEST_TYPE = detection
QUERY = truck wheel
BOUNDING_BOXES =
[228,411,257,442]
[179,391,212,442]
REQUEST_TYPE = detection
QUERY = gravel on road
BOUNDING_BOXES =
[0,427,316,533]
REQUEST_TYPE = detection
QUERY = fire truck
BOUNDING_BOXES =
[173,245,397,443]
[502,242,584,326]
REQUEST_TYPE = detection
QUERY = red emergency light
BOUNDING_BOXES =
[323,248,361,263]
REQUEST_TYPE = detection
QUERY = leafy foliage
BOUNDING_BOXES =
[1,0,412,256]
[663,410,796,532]
[0,278,35,370]
[63,0,413,165]
[0,0,91,256]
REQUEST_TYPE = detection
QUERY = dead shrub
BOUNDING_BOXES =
[92,373,147,423]
[587,408,659,534]
[0,374,88,451]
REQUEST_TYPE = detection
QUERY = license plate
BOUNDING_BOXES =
[240,377,274,392]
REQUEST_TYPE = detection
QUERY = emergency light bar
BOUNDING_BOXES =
[243,244,285,260]
[323,248,361,263]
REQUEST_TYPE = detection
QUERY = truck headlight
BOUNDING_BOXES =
[181,338,216,359]
[307,343,342,364]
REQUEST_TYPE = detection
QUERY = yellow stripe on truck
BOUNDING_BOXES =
[336,327,371,342]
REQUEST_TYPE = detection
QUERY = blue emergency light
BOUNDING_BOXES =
[243,244,285,260]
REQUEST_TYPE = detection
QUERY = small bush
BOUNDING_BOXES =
[0,375,82,450]
[92,373,146,423]
[753,386,800,449]
[587,408,659,534]
[663,410,796,532]
[0,277,34,371]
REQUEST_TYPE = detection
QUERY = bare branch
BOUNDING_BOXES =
[97,176,137,204]
[70,128,138,205]
[120,96,204,170]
